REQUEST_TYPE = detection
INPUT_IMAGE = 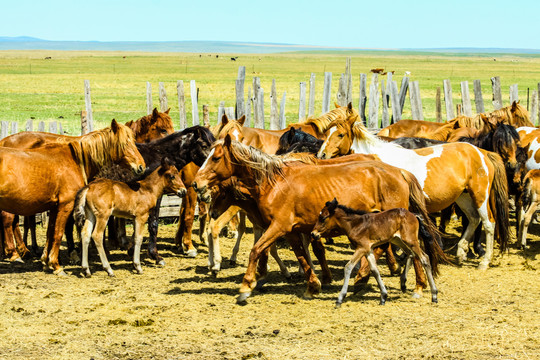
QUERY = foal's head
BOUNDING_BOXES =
[311,198,341,240]
[159,158,187,198]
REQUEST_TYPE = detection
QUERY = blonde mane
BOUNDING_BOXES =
[300,105,354,135]
[215,118,243,139]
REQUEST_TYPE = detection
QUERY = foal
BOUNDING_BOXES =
[311,199,439,306]
[74,158,186,277]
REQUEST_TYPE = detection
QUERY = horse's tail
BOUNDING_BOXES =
[486,152,510,252]
[401,169,451,276]
[73,186,89,230]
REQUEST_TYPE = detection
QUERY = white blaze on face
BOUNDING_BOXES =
[318,126,338,158]
[199,147,215,173]
[232,129,241,141]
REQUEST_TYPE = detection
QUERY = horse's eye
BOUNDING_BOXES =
[338,134,344,139]
[212,156,220,162]
[161,129,169,134]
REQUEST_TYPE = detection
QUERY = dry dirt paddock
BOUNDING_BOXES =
[0,218,538,360]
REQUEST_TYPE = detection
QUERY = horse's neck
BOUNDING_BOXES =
[139,171,167,198]
[334,212,365,237]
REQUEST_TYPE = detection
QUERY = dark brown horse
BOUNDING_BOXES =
[0,119,145,274]
[192,135,440,303]
[312,199,440,306]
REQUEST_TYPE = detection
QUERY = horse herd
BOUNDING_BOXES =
[0,102,538,307]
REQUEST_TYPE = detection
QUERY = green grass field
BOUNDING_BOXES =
[1,50,540,134]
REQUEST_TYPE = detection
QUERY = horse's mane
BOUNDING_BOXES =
[428,121,458,141]
[335,203,369,216]
[150,125,215,148]
[492,102,533,127]
[69,122,134,172]
[218,140,284,186]
[125,109,173,138]
[212,118,243,138]
[300,105,353,134]
[279,152,318,164]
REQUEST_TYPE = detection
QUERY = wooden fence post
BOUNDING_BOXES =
[337,73,347,106]
[368,73,379,129]
[322,72,332,114]
[252,77,261,127]
[49,121,57,134]
[491,76,503,110]
[530,90,538,126]
[81,111,89,135]
[308,73,316,117]
[203,104,210,127]
[510,84,519,104]
[359,73,367,125]
[537,83,540,125]
[26,119,33,132]
[279,92,287,129]
[270,79,279,130]
[177,80,187,129]
[381,79,389,128]
[298,82,306,122]
[389,80,401,123]
[190,80,199,125]
[218,101,225,122]
[345,57,352,105]
[246,87,252,127]
[58,123,63,134]
[436,87,442,122]
[11,122,17,134]
[473,80,484,113]
[236,66,246,119]
[159,82,168,111]
[255,88,265,129]
[0,121,8,139]
[398,76,409,115]
[409,81,423,120]
[460,81,472,116]
[84,80,94,132]
[443,79,455,120]
[38,121,45,132]
[225,107,235,121]
[146,81,153,115]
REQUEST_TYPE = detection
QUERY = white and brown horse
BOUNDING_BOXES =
[318,104,510,270]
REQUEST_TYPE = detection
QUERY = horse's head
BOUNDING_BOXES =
[317,103,358,159]
[216,114,245,142]
[493,123,522,170]
[127,108,175,143]
[192,134,235,203]
[159,157,186,198]
[511,100,533,127]
[311,198,339,240]
[176,125,216,167]
[110,119,146,175]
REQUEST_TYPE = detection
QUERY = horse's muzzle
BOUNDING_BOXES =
[177,188,187,198]
[134,164,145,175]
[311,230,321,241]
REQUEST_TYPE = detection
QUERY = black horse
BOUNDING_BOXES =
[276,127,323,155]
[391,137,446,149]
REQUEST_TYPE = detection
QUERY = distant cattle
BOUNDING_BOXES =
[231,57,238,61]
[44,57,52,60]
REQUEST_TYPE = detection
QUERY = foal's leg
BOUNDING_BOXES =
[91,216,115,277]
[518,199,538,250]
[175,187,198,257]
[366,250,388,305]
[80,214,95,277]
[147,196,165,265]
[64,216,80,265]
[336,246,367,307]
[133,216,149,274]
[401,234,439,303]
[198,201,208,245]
[285,232,321,300]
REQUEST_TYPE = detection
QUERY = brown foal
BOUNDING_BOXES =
[312,199,439,306]
[74,159,186,277]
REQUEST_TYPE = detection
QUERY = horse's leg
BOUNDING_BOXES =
[91,216,115,277]
[400,255,414,293]
[80,213,95,277]
[12,215,30,259]
[309,234,332,284]
[455,193,482,265]
[175,187,197,257]
[471,226,485,258]
[353,245,386,292]
[384,243,401,275]
[439,205,454,234]
[47,204,75,276]
[107,217,119,249]
[41,211,56,271]
[237,223,289,303]
[226,211,240,239]
[198,201,208,246]
[475,200,497,270]
[366,250,388,305]
[285,232,321,300]
[64,215,80,264]
[518,199,537,250]
[269,242,291,280]
[133,217,148,274]
[336,246,367,307]
[229,211,246,266]
[24,215,39,256]
[209,206,240,272]
[147,196,164,265]
[1,212,23,262]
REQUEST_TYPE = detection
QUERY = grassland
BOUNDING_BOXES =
[1,50,540,134]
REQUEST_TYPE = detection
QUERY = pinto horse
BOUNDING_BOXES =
[192,135,442,303]
[317,104,510,270]
[312,199,440,306]
[0,119,145,274]
[74,158,186,277]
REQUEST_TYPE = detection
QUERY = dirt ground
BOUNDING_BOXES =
[0,217,538,360]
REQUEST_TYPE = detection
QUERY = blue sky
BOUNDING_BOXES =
[2,0,540,49]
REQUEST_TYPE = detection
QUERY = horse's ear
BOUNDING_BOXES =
[347,102,353,111]
[221,114,229,125]
[224,134,232,148]
[111,119,119,133]
[238,115,246,126]
[161,156,172,168]
[512,100,519,110]
[152,107,159,118]
[334,102,340,108]
[165,108,171,114]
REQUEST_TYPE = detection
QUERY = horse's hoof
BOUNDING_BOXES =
[302,291,314,300]
[11,257,24,264]
[236,292,250,304]
[54,269,68,277]
[411,292,422,299]
[211,270,219,278]
[255,278,268,289]
[477,262,489,271]
[228,259,237,267]
[185,249,197,258]
[335,301,342,309]
[83,270,91,278]
[157,259,166,267]
[69,250,81,265]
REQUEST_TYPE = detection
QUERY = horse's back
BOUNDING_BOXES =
[378,120,444,138]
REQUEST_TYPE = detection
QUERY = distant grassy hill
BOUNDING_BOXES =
[1,37,540,55]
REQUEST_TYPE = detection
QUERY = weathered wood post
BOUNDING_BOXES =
[236,66,246,119]
[436,87,442,122]
[491,76,503,110]
[190,80,199,125]
[225,107,235,120]
[270,80,279,130]
[279,92,287,130]
[0,121,8,139]
[389,80,401,123]
[203,104,210,127]
[177,80,187,129]
[368,73,379,129]
[409,81,424,120]
[255,88,265,129]
[345,57,352,105]
[11,122,17,135]
[443,79,455,120]
[298,81,306,122]
[381,79,389,128]
[337,73,347,106]
[322,72,332,114]
[159,82,168,111]
[398,76,410,115]
[308,73,316,117]
[359,73,367,124]
[81,111,89,135]
[26,119,33,132]
[530,90,538,126]
[49,121,57,134]
[510,84,519,104]
[252,77,261,127]
[246,87,252,127]
[473,80,484,113]
[38,121,45,132]
[146,81,153,115]
[460,81,472,117]
[84,80,94,132]
[218,101,225,122]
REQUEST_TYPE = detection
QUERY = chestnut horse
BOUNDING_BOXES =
[74,158,186,277]
[0,119,145,274]
[318,104,510,270]
[0,108,174,260]
[192,135,441,303]
[312,199,440,306]
[517,169,540,249]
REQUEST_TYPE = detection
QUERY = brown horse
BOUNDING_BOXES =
[318,104,510,270]
[312,199,439,306]
[74,158,186,277]
[192,135,441,303]
[0,108,174,260]
[0,119,145,274]
[517,169,540,249]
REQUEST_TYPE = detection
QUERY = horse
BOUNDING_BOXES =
[192,135,443,303]
[275,127,323,155]
[74,158,186,277]
[317,104,510,270]
[517,169,540,249]
[311,199,439,306]
[0,108,174,261]
[391,137,446,149]
[516,127,540,170]
[0,119,145,274]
